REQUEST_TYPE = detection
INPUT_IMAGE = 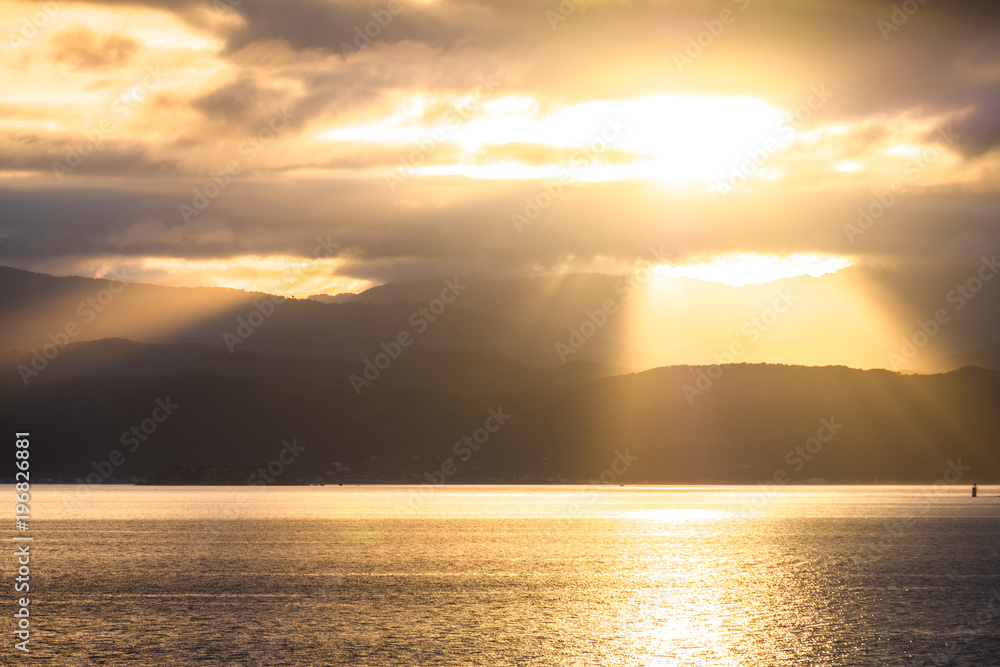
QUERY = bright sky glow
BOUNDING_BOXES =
[654,253,854,286]
[317,94,793,182]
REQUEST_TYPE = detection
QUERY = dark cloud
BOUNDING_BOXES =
[221,0,478,53]
[949,92,1000,159]
[0,133,178,178]
[192,72,294,132]
[3,177,999,278]
[65,0,525,53]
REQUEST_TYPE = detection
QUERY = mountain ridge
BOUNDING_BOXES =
[3,343,997,485]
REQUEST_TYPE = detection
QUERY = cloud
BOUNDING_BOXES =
[949,95,1000,159]
[0,132,179,177]
[192,71,295,132]
[3,174,999,280]
[0,0,999,297]
[50,25,140,69]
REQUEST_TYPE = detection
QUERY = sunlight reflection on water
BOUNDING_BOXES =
[18,484,1000,665]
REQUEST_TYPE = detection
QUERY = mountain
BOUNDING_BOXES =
[3,345,998,484]
[7,265,1000,372]
[309,292,361,304]
[0,339,623,397]
[931,339,1000,372]
[326,273,630,328]
[2,266,999,487]
[0,266,617,367]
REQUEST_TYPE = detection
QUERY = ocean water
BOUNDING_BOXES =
[9,485,1000,665]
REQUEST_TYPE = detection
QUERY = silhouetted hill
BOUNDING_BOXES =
[0,338,354,386]
[8,265,1000,372]
[3,359,998,484]
[0,339,624,397]
[932,339,1000,372]
[336,274,629,328]
[0,266,616,367]
[353,349,626,397]
[3,268,999,486]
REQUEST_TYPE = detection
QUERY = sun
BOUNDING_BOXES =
[316,93,793,183]
[611,95,791,181]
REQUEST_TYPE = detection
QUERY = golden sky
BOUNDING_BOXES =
[2,0,1000,368]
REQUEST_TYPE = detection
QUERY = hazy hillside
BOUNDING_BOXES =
[3,351,998,484]
[3,266,999,487]
[932,340,1000,372]
[0,266,617,367]
[321,274,630,328]
[0,339,624,397]
[309,268,1000,373]
[7,265,1000,372]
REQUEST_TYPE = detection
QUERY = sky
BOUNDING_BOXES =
[1,0,999,368]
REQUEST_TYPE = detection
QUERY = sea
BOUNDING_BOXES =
[9,485,1000,665]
